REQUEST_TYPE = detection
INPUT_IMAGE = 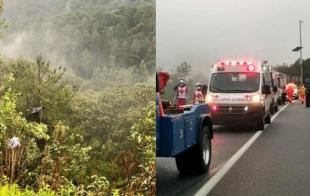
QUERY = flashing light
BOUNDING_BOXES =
[244,106,248,111]
[252,94,261,103]
[219,60,255,66]
[248,65,255,71]
[206,94,213,103]
[212,105,217,111]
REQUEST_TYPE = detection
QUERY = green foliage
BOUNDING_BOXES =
[5,55,75,124]
[0,183,57,196]
[49,2,155,78]
[1,0,155,80]
[175,62,192,80]
[125,101,156,194]
[86,175,110,193]
[0,86,90,191]
[0,87,49,183]
[276,58,310,84]
[65,66,150,92]
[72,84,154,181]
[0,57,155,195]
[0,0,7,37]
[0,176,75,195]
[0,0,155,195]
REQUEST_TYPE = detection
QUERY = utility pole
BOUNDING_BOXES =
[292,20,304,85]
[299,19,303,84]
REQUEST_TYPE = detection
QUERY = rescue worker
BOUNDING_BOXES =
[202,84,208,101]
[299,84,306,104]
[286,84,294,103]
[193,82,204,104]
[174,79,188,106]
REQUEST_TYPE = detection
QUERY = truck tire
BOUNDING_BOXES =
[193,126,212,174]
[175,148,193,174]
[176,126,212,174]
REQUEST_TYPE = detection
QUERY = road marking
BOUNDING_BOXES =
[194,103,290,196]
[271,103,289,121]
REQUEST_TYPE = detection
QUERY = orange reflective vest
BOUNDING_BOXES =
[299,87,306,96]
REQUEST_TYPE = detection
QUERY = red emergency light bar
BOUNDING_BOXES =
[219,60,254,66]
[217,60,256,72]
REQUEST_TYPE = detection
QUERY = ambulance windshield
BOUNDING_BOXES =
[209,72,260,93]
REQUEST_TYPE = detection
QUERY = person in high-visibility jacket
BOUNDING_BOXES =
[299,85,306,104]
[193,82,204,104]
[286,85,294,103]
[174,79,188,106]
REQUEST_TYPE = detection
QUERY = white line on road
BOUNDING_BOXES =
[194,103,290,196]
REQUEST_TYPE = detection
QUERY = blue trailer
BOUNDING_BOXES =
[156,72,213,173]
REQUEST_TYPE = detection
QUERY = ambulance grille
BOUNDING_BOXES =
[217,106,248,115]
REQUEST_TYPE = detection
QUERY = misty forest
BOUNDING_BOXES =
[0,0,155,195]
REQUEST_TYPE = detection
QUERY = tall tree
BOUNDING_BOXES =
[0,0,7,37]
[7,55,75,125]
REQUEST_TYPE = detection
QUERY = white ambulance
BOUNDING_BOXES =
[206,60,274,130]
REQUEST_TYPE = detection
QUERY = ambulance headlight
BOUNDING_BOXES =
[206,95,213,103]
[252,94,261,103]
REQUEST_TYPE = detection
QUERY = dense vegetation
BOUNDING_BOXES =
[0,0,155,195]
[276,58,310,84]
[1,0,155,84]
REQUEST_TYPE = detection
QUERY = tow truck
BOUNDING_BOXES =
[156,72,213,173]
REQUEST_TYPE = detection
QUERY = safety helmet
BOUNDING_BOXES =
[180,79,185,84]
[195,82,201,87]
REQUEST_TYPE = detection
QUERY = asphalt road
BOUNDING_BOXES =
[157,102,308,196]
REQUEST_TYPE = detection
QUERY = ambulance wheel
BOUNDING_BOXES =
[193,126,212,174]
[256,116,265,131]
[265,113,271,124]
[270,104,274,114]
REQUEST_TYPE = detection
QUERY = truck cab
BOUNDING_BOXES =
[156,72,213,174]
[206,60,273,130]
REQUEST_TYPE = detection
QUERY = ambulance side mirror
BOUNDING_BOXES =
[262,85,271,94]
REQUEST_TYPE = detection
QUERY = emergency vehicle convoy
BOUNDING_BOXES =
[206,60,278,130]
[156,72,213,174]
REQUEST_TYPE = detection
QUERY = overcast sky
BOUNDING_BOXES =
[157,0,310,74]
